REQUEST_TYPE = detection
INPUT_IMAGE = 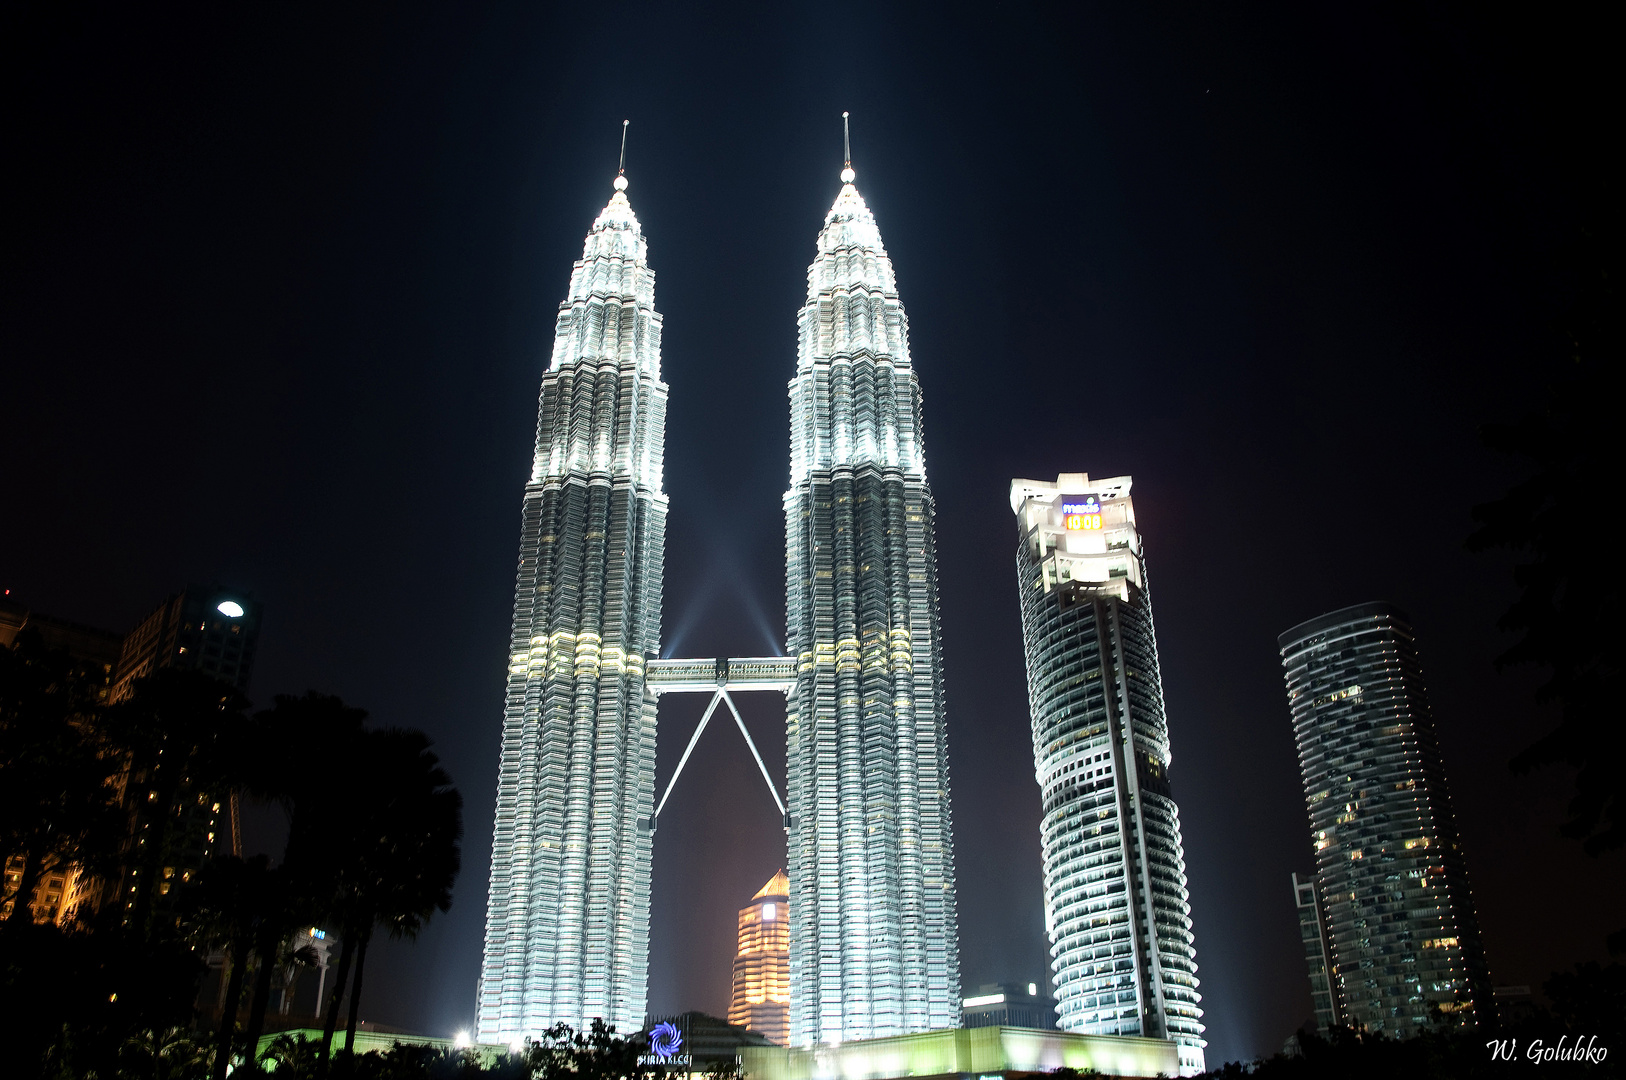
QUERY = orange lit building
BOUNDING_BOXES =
[728,870,789,1045]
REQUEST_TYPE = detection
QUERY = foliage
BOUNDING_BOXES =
[0,635,466,1079]
[0,918,204,1079]
[250,1024,662,1080]
[1468,230,1621,908]
[521,1019,665,1080]
[325,727,463,1059]
[101,668,253,938]
[1195,967,1626,1078]
[120,1025,215,1080]
[0,628,125,922]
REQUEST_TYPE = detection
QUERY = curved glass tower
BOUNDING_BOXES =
[476,174,667,1042]
[783,165,960,1045]
[1009,474,1205,1076]
[1280,602,1489,1036]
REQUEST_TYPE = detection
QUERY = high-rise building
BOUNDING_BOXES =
[1,586,259,926]
[110,584,262,703]
[728,869,790,1044]
[1292,871,1340,1031]
[782,153,960,1045]
[1279,602,1490,1036]
[0,593,125,680]
[108,585,261,928]
[1008,475,1205,1076]
[476,169,668,1043]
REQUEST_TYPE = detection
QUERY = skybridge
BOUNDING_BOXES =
[643,656,798,832]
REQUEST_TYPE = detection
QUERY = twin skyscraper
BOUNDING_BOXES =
[476,134,960,1048]
[474,130,1206,1074]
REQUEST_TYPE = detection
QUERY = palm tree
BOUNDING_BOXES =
[320,728,462,1070]
[119,1024,213,1080]
[236,693,368,1074]
[237,864,325,1072]
[180,854,279,1080]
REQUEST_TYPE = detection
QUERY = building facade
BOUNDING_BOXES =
[962,983,1059,1030]
[782,162,960,1045]
[740,1025,1180,1080]
[730,870,791,1044]
[1280,602,1489,1036]
[1292,871,1340,1031]
[476,173,668,1042]
[1009,475,1205,1076]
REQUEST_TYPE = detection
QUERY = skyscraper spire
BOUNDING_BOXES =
[783,151,960,1045]
[616,119,630,190]
[841,111,855,184]
[477,153,668,1044]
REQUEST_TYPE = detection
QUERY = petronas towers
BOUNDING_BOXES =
[783,178,959,1042]
[477,140,957,1047]
[477,175,667,1041]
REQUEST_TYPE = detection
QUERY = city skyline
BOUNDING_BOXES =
[5,4,1618,1067]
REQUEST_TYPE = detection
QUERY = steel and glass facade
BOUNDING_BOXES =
[1009,475,1205,1077]
[476,179,668,1042]
[1280,602,1489,1036]
[783,173,960,1044]
[1292,871,1340,1031]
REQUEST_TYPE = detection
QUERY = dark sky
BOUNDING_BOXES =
[4,1,1618,1066]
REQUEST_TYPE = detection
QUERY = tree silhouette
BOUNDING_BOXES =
[326,728,462,1069]
[0,629,123,923]
[101,668,251,938]
[1469,237,1620,950]
[182,854,279,1080]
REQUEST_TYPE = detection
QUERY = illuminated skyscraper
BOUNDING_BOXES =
[783,147,960,1045]
[476,168,668,1042]
[1009,474,1205,1076]
[1280,602,1489,1036]
[729,869,790,1044]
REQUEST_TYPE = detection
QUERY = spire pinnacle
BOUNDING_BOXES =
[840,112,855,185]
[614,120,630,192]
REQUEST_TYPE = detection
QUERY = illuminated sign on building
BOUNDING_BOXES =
[648,1023,683,1060]
[1061,497,1103,531]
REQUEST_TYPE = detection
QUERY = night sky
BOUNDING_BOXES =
[4,3,1618,1066]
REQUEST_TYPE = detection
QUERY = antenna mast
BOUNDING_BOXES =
[840,112,855,184]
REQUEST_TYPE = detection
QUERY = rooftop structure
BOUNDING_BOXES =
[961,983,1058,1031]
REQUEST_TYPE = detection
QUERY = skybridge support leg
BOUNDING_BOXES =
[719,689,788,820]
[652,689,725,825]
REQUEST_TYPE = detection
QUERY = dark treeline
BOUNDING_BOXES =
[0,628,462,1079]
[1186,962,1626,1078]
